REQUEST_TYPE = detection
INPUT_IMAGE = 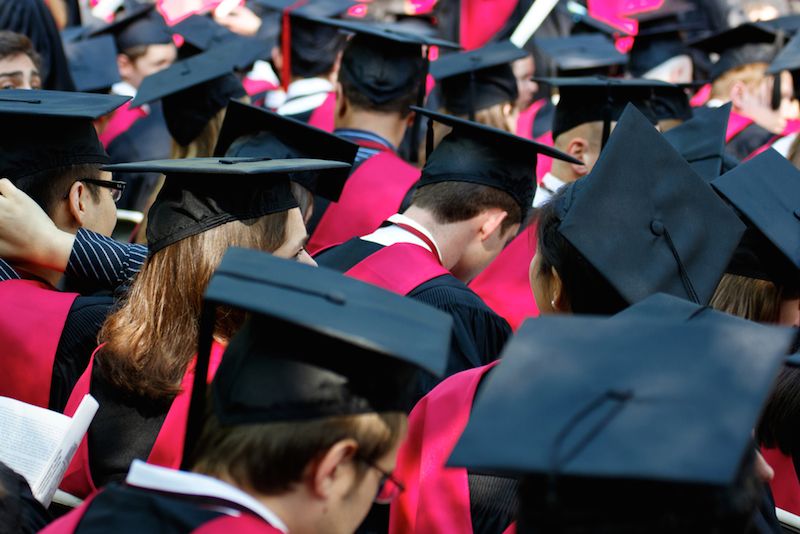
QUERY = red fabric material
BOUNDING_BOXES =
[346,243,449,296]
[307,150,421,255]
[690,84,712,107]
[0,279,78,408]
[242,77,278,97]
[515,98,546,141]
[534,131,555,182]
[192,514,284,533]
[459,0,518,50]
[307,91,336,132]
[389,362,499,534]
[60,342,227,498]
[762,447,800,515]
[99,102,148,148]
[725,110,754,142]
[38,492,99,534]
[469,223,539,331]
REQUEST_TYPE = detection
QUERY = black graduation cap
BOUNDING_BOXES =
[650,84,692,123]
[0,89,129,179]
[534,34,628,76]
[566,9,631,39]
[131,47,246,146]
[213,100,358,201]
[448,313,794,486]
[664,103,731,182]
[627,1,702,77]
[431,41,527,119]
[254,0,356,86]
[172,15,272,70]
[768,31,800,74]
[88,3,173,51]
[762,14,800,34]
[536,76,672,145]
[710,149,800,291]
[412,107,581,216]
[63,35,121,93]
[181,246,452,466]
[690,23,782,81]
[103,157,350,253]
[555,104,745,305]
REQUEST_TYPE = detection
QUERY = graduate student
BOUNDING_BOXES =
[57,157,348,499]
[693,23,796,161]
[389,106,747,534]
[317,109,580,399]
[43,247,452,534]
[449,309,795,533]
[627,1,698,84]
[306,18,458,255]
[0,30,41,90]
[0,90,129,411]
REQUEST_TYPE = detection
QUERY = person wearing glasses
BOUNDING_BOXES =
[0,89,129,412]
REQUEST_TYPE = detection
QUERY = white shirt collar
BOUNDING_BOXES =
[284,77,334,100]
[111,81,137,98]
[361,213,444,263]
[540,172,566,194]
[125,460,289,533]
[706,98,727,109]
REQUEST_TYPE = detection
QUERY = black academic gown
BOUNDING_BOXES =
[725,123,776,162]
[0,461,50,533]
[316,238,512,402]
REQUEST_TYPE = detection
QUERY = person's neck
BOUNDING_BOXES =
[254,490,317,533]
[336,109,408,149]
[402,206,472,271]
[14,264,61,288]
[548,161,580,184]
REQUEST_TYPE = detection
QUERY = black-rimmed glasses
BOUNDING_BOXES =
[358,457,405,504]
[73,178,126,203]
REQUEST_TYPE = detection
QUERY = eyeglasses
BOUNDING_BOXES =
[358,457,405,504]
[77,178,126,203]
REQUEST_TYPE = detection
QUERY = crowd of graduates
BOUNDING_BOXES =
[0,0,798,532]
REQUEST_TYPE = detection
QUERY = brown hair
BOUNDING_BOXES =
[709,273,783,323]
[171,105,228,159]
[192,408,406,495]
[98,214,289,400]
[0,31,41,70]
[12,163,101,217]
[709,63,769,101]
[411,181,522,234]
[421,103,516,163]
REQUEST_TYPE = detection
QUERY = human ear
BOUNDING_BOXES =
[550,266,570,312]
[335,82,347,118]
[730,80,749,110]
[478,210,508,242]
[66,181,90,229]
[310,439,359,500]
[567,137,591,177]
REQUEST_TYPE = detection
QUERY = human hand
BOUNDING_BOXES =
[0,179,74,272]
[213,4,262,37]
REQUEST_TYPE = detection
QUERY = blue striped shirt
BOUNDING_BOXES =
[66,228,147,293]
[333,129,396,165]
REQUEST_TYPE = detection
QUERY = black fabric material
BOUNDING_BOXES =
[88,362,170,488]
[89,3,172,51]
[162,73,245,147]
[650,85,693,122]
[74,483,224,533]
[289,16,347,78]
[0,0,75,90]
[725,123,776,162]
[467,473,519,534]
[107,102,172,212]
[316,238,511,403]
[0,461,50,533]
[664,103,731,182]
[63,35,121,93]
[690,23,780,80]
[50,295,113,412]
[532,100,555,138]
[440,63,518,116]
[630,35,688,77]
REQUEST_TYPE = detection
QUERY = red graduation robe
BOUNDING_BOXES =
[307,91,336,132]
[762,447,800,516]
[59,342,227,498]
[0,279,78,408]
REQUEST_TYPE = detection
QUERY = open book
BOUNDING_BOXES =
[0,395,98,506]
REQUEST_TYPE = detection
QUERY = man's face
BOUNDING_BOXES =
[0,53,41,90]
[79,171,118,237]
[451,221,520,283]
[122,43,176,88]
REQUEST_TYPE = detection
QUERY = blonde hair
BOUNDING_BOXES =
[710,273,783,323]
[710,63,769,101]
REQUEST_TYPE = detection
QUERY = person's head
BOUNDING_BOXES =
[271,16,347,83]
[550,120,605,182]
[193,409,407,534]
[711,273,800,326]
[410,182,521,281]
[116,42,176,89]
[0,31,41,90]
[512,54,537,111]
[757,364,800,460]
[710,63,794,132]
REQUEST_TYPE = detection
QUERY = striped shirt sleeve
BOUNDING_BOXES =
[66,228,147,292]
[0,258,20,281]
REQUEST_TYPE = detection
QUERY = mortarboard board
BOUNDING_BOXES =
[565,9,631,39]
[710,149,800,292]
[555,104,745,305]
[0,89,129,179]
[448,313,794,488]
[534,34,628,77]
[254,0,356,87]
[768,31,800,74]
[63,35,121,93]
[627,1,702,77]
[535,76,672,145]
[131,47,246,146]
[649,84,692,123]
[431,41,527,119]
[213,100,358,201]
[88,3,173,52]
[181,246,452,466]
[171,15,272,70]
[664,103,731,182]
[412,107,581,216]
[103,157,350,253]
[690,23,782,81]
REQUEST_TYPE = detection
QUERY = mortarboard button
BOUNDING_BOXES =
[650,220,665,236]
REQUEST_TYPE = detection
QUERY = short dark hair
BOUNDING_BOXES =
[0,31,41,70]
[411,182,522,234]
[339,65,420,117]
[757,366,800,457]
[191,406,405,495]
[12,164,102,217]
[121,44,150,61]
[533,188,627,315]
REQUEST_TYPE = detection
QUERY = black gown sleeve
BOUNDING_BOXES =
[0,461,50,533]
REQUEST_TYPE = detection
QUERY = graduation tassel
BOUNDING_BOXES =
[425,116,435,160]
[468,68,477,122]
[772,30,786,111]
[280,0,311,92]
